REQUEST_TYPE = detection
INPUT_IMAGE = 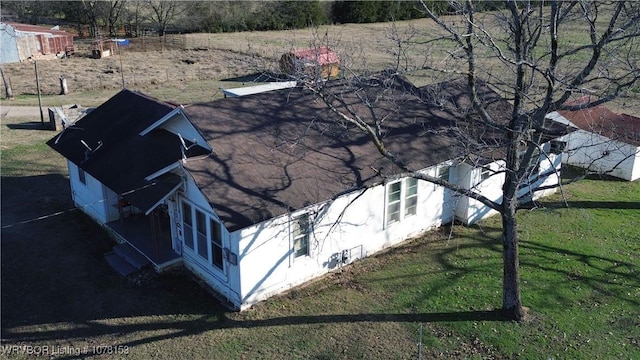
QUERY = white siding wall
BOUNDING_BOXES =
[523,144,562,201]
[454,161,506,225]
[235,169,456,310]
[67,160,109,224]
[454,147,561,225]
[561,130,640,181]
[173,156,561,311]
[632,152,640,182]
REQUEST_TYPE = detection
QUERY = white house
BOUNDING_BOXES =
[547,96,640,181]
[47,74,563,310]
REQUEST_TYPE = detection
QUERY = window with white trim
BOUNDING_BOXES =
[387,181,402,224]
[292,214,310,258]
[480,167,491,181]
[387,178,419,225]
[196,209,207,260]
[181,200,227,272]
[436,165,450,181]
[210,219,224,270]
[404,178,418,216]
[182,202,194,250]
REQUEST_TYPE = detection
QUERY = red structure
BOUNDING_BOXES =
[0,22,75,63]
[279,46,340,79]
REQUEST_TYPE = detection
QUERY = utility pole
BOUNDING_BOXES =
[34,60,44,125]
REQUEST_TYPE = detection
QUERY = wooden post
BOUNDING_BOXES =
[1,66,14,100]
[59,76,69,95]
[34,61,44,125]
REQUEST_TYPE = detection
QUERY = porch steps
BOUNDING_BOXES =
[113,243,151,269]
[104,243,151,277]
[104,251,138,277]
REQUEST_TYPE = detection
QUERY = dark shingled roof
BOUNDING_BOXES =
[182,75,513,232]
[47,89,203,213]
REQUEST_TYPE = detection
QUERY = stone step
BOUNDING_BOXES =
[104,251,138,277]
[112,242,151,270]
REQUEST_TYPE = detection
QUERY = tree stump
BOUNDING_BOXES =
[59,76,69,95]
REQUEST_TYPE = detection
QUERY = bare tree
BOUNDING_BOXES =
[291,0,639,321]
[105,0,127,37]
[145,0,185,37]
[81,0,108,38]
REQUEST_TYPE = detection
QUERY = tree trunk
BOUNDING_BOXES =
[1,67,14,100]
[501,176,525,321]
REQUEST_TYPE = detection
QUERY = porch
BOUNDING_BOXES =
[105,209,181,270]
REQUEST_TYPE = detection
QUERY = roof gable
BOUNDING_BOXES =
[47,89,208,213]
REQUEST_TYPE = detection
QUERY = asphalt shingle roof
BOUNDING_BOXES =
[47,89,194,213]
[182,75,513,231]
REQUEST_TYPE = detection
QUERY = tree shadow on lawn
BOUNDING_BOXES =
[522,200,640,210]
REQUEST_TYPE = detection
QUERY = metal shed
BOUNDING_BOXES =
[279,46,340,79]
[0,22,75,64]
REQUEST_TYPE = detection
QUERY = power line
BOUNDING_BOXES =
[1,182,160,230]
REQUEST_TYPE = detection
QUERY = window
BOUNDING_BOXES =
[480,168,491,181]
[404,178,418,216]
[196,209,207,259]
[436,165,450,181]
[210,219,224,270]
[78,167,86,185]
[387,181,402,224]
[182,202,226,271]
[292,214,310,258]
[182,202,194,250]
[387,178,418,225]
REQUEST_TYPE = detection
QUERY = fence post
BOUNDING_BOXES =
[417,323,423,360]
[59,76,69,95]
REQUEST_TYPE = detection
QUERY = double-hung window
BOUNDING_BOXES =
[404,178,418,216]
[182,202,194,250]
[210,219,224,270]
[387,178,418,225]
[292,214,310,258]
[436,165,450,181]
[196,210,208,260]
[387,182,402,224]
[480,167,492,182]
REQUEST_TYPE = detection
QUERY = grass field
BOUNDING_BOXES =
[1,109,639,358]
[2,12,639,114]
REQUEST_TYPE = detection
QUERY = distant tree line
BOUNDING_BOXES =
[0,1,506,37]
